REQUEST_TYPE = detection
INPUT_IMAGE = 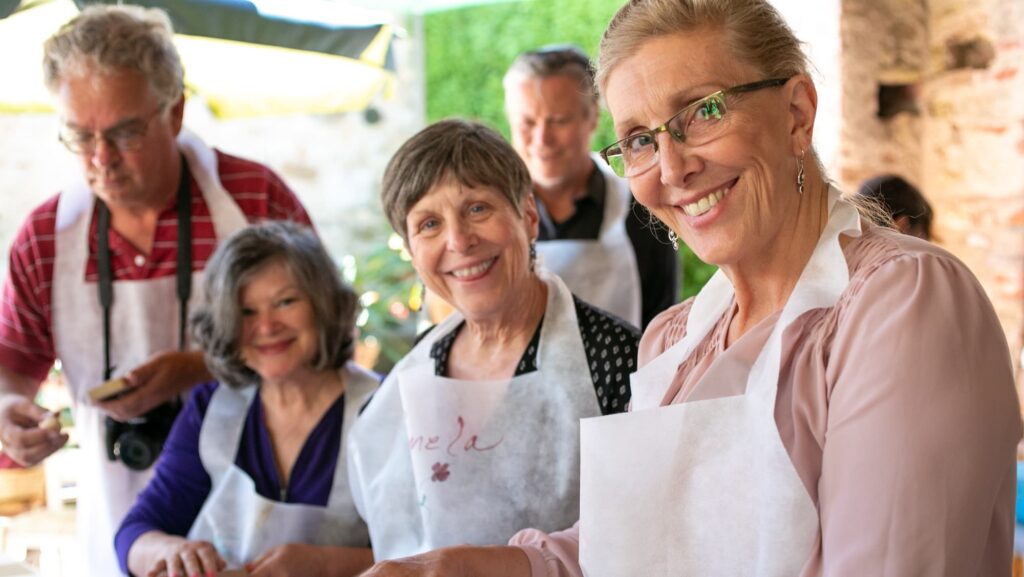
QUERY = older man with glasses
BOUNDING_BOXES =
[0,5,311,575]
[503,44,678,330]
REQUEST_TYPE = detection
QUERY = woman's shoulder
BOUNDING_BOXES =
[571,296,641,415]
[185,380,222,419]
[343,360,383,385]
[571,296,642,342]
[822,225,1004,358]
[842,226,986,305]
[847,224,952,265]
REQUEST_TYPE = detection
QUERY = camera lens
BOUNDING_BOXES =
[113,431,158,471]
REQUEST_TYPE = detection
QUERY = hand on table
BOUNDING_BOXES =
[147,538,226,577]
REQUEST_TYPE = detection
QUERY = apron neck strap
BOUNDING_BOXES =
[96,155,192,379]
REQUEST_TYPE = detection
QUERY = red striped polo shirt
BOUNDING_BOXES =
[0,150,312,381]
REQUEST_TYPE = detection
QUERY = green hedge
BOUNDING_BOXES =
[424,0,621,145]
[424,0,717,301]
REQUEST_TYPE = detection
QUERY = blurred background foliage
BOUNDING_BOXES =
[425,0,622,145]
[343,223,423,374]
[424,0,718,301]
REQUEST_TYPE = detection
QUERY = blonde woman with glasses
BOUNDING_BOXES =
[360,0,1020,576]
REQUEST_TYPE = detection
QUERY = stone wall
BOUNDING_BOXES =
[839,0,928,187]
[840,0,1024,373]
[924,0,1024,363]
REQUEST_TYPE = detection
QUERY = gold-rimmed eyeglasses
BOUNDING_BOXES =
[599,78,790,178]
[58,105,167,155]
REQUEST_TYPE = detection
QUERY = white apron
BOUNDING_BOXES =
[50,130,248,577]
[535,155,642,328]
[347,271,599,560]
[187,362,376,569]
[579,187,861,576]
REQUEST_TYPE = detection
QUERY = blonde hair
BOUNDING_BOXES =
[596,1,894,226]
[596,0,810,95]
[43,4,184,105]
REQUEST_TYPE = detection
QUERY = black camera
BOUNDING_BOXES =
[104,401,181,471]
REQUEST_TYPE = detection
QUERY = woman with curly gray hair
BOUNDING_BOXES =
[116,221,377,577]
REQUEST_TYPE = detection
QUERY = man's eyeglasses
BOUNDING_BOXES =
[599,78,790,178]
[58,105,167,155]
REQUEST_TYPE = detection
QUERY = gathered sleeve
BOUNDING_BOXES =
[509,522,582,577]
[815,250,1022,576]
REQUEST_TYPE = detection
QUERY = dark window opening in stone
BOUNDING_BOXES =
[945,37,996,71]
[877,84,919,119]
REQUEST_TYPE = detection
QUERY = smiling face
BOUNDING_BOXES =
[405,179,539,323]
[505,74,598,189]
[603,29,811,270]
[56,64,183,210]
[239,260,320,387]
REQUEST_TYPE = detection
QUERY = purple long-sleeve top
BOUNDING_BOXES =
[114,381,347,575]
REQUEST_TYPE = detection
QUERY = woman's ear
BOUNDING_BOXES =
[785,74,818,155]
[523,193,540,240]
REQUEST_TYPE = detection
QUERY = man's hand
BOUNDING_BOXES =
[0,394,68,466]
[96,350,211,421]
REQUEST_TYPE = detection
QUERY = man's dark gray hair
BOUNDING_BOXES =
[381,118,533,241]
[43,4,184,106]
[191,221,358,388]
[503,44,598,107]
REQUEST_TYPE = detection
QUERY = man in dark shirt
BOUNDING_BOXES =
[503,44,678,329]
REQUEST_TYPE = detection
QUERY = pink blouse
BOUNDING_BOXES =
[511,226,1023,577]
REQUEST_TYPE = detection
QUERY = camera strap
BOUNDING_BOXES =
[96,156,192,380]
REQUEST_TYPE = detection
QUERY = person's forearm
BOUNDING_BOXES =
[360,545,531,577]
[509,524,582,577]
[317,546,374,577]
[0,364,39,398]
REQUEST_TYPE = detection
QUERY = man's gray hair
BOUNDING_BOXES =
[503,44,598,108]
[191,221,359,388]
[43,4,184,105]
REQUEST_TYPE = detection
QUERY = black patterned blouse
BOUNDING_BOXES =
[428,296,640,415]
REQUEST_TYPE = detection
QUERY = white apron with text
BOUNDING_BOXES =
[50,131,248,577]
[579,187,861,576]
[187,362,376,569]
[348,271,599,560]
[535,155,642,328]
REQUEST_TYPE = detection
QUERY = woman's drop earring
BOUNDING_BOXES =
[529,241,537,272]
[668,230,679,252]
[797,149,806,196]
